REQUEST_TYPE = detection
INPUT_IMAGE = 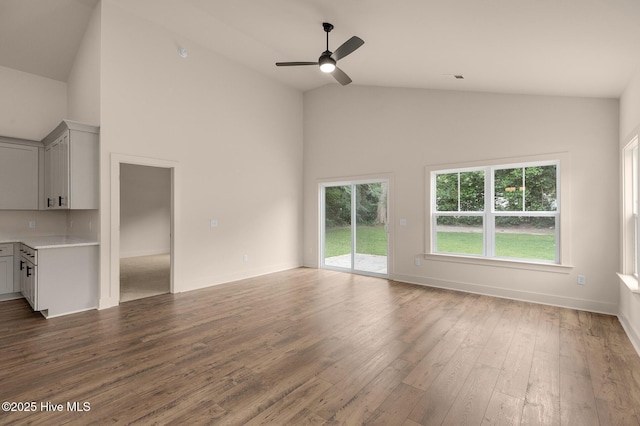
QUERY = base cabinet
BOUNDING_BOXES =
[20,244,98,318]
[19,244,37,309]
[0,244,14,295]
[19,261,36,310]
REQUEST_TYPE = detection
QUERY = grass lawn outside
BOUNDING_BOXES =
[324,226,388,258]
[437,231,556,261]
[325,225,555,262]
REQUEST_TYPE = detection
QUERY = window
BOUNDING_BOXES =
[634,144,638,277]
[622,137,639,278]
[431,160,560,264]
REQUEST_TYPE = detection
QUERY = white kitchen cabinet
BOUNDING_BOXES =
[19,245,37,310]
[42,120,99,210]
[0,138,40,210]
[19,240,98,318]
[44,133,69,208]
[0,243,14,294]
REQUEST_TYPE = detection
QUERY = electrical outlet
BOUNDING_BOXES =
[28,221,36,229]
[210,219,218,228]
[577,275,586,285]
[415,257,421,266]
[243,254,248,262]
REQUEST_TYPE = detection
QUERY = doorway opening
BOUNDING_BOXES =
[320,179,389,277]
[119,163,172,302]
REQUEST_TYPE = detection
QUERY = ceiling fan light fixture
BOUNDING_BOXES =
[276,23,363,85]
[319,55,336,73]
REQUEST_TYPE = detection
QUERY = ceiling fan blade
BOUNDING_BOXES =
[275,61,318,66]
[331,67,352,86]
[331,36,364,61]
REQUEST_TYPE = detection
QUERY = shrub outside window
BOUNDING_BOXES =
[432,161,559,263]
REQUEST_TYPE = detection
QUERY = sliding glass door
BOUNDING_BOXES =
[322,180,388,276]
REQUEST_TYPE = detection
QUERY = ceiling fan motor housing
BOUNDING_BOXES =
[319,52,336,72]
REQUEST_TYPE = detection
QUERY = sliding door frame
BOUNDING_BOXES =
[319,173,393,278]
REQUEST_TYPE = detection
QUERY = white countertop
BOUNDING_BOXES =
[4,236,99,249]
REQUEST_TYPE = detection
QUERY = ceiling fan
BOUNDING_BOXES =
[276,23,364,86]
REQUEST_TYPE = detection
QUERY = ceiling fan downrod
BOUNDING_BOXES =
[323,22,334,54]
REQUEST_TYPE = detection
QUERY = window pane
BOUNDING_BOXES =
[459,171,485,211]
[435,173,458,211]
[633,146,638,215]
[524,165,557,211]
[494,168,523,211]
[635,214,638,276]
[324,185,352,268]
[436,171,484,212]
[495,216,556,261]
[436,216,483,255]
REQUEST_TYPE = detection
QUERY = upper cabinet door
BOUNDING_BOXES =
[42,120,99,210]
[0,142,39,210]
[44,142,54,208]
[44,133,69,209]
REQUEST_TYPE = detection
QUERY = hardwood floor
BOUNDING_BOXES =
[1,268,639,425]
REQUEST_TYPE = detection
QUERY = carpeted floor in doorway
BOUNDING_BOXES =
[120,254,170,302]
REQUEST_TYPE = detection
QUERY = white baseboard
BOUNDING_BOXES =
[0,292,23,302]
[42,306,98,319]
[179,262,302,293]
[618,313,640,357]
[120,248,170,259]
[391,273,618,315]
[99,296,119,310]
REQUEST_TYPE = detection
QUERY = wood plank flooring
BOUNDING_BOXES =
[1,268,639,425]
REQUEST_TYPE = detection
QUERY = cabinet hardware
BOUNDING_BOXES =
[26,266,32,277]
[20,260,24,270]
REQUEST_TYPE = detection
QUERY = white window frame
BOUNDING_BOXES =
[620,136,639,288]
[425,153,572,273]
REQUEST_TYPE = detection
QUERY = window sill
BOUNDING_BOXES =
[423,253,573,274]
[617,273,640,293]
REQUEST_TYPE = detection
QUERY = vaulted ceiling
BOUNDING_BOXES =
[2,0,640,98]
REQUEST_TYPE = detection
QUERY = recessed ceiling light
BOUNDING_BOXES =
[177,47,188,58]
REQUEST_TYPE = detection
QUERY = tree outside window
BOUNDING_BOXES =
[433,162,559,263]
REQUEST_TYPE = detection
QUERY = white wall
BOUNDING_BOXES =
[0,210,68,241]
[304,85,619,314]
[65,1,102,243]
[67,1,101,126]
[0,65,66,141]
[98,3,303,307]
[119,163,170,258]
[619,68,640,350]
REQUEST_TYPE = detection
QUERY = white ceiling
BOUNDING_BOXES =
[3,0,640,98]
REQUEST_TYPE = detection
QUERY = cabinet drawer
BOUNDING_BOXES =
[0,244,14,256]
